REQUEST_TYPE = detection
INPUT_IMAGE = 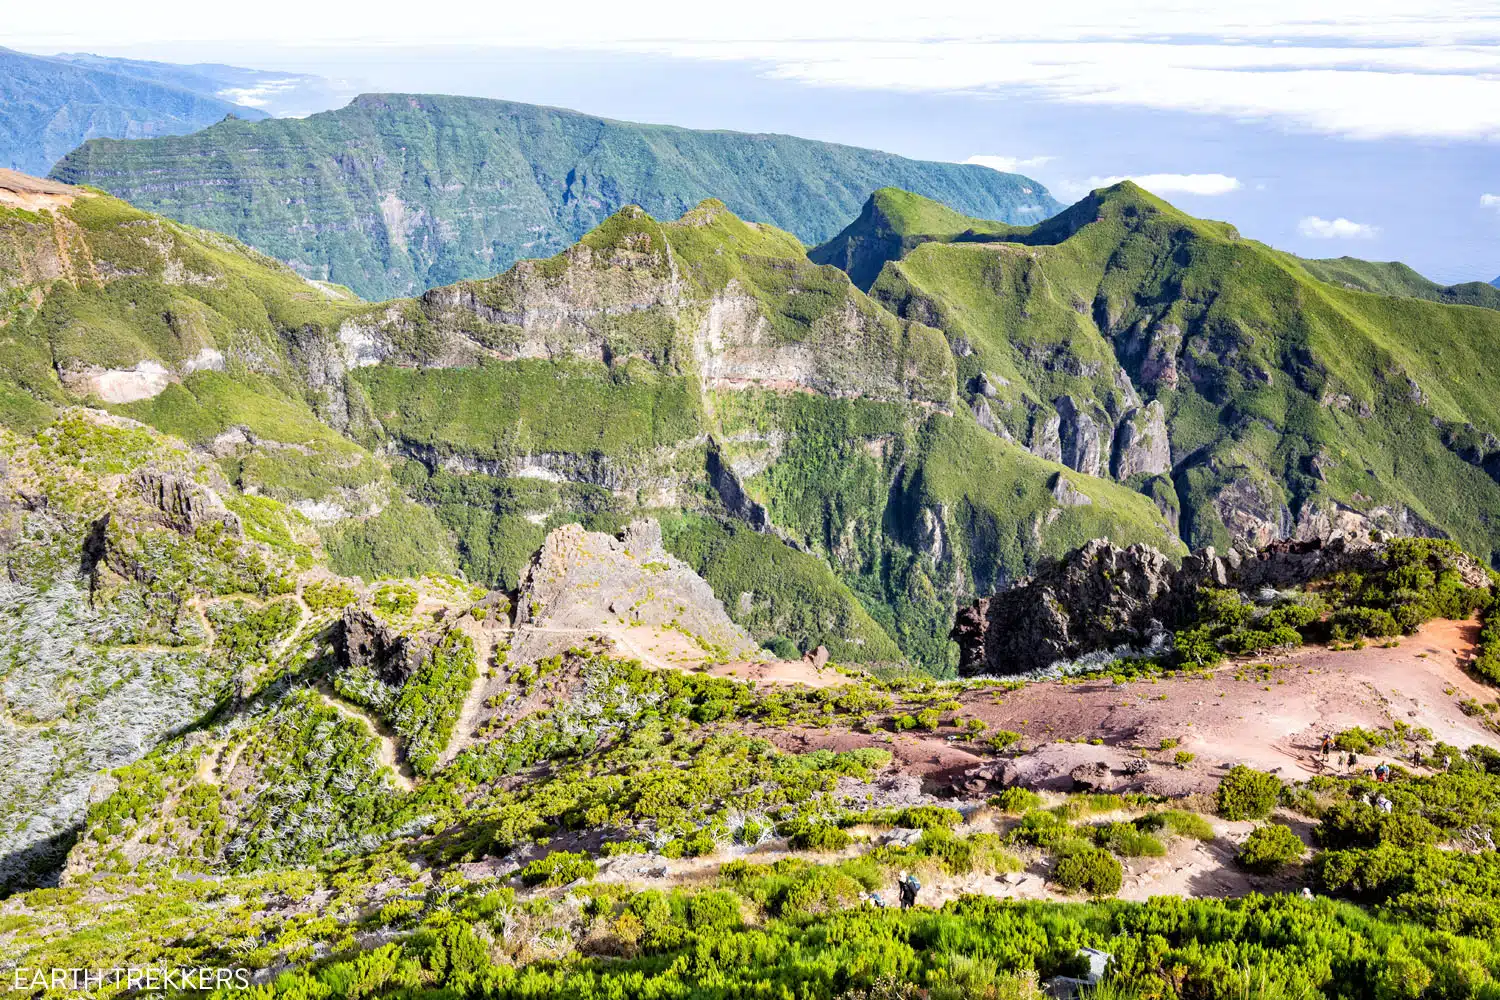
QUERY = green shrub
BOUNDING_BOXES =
[1236,824,1306,874]
[1216,766,1283,820]
[989,787,1043,814]
[518,851,597,887]
[786,824,852,852]
[987,730,1023,752]
[1330,606,1401,641]
[1093,822,1166,858]
[1051,841,1123,897]
[1137,809,1216,841]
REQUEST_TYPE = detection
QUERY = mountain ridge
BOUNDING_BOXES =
[49,93,1060,299]
[0,47,269,176]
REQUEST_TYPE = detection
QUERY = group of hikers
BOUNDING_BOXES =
[864,872,922,910]
[1318,733,1399,780]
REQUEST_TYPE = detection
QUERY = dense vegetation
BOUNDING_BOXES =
[51,94,1058,299]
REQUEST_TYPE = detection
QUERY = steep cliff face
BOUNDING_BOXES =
[837,184,1500,564]
[51,94,1059,300]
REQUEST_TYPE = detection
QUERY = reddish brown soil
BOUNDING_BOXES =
[764,620,1500,794]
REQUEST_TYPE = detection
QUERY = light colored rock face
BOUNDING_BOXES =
[511,519,760,663]
[1055,395,1105,478]
[338,317,393,368]
[341,216,952,408]
[1212,477,1292,548]
[1137,321,1181,390]
[1112,400,1171,479]
[182,347,226,374]
[1051,473,1092,507]
[1029,412,1063,464]
[917,505,947,564]
[86,362,173,403]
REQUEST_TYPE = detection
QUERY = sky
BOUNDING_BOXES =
[8,0,1499,282]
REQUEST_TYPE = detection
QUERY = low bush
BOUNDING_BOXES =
[518,851,597,887]
[989,787,1043,814]
[1236,824,1306,874]
[1093,822,1166,858]
[1217,766,1283,820]
[1051,841,1123,897]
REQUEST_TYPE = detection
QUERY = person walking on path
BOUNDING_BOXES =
[898,872,921,910]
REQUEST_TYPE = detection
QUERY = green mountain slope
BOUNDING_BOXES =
[809,186,1023,290]
[0,174,1175,676]
[1298,256,1500,310]
[0,47,267,176]
[826,184,1500,562]
[49,93,1060,300]
[49,52,336,118]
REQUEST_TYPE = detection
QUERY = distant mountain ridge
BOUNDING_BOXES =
[50,93,1061,300]
[0,47,270,175]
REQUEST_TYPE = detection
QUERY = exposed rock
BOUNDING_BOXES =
[1069,761,1113,792]
[952,538,1182,675]
[916,505,948,564]
[1133,321,1181,390]
[335,607,440,686]
[707,443,772,532]
[1111,400,1171,479]
[951,532,1486,676]
[1028,411,1063,464]
[511,519,760,662]
[1212,477,1292,548]
[1050,473,1091,507]
[132,469,242,538]
[1054,395,1104,477]
[972,397,1013,441]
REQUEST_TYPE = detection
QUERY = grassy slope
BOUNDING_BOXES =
[50,94,1060,299]
[860,183,1500,560]
[809,186,1026,290]
[1298,256,1500,310]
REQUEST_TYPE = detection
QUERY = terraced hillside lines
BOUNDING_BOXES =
[50,93,1060,299]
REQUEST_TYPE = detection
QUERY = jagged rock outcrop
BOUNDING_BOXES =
[951,539,1184,675]
[132,468,242,537]
[511,519,760,662]
[1055,396,1105,477]
[335,606,441,686]
[950,533,1490,675]
[1028,412,1063,464]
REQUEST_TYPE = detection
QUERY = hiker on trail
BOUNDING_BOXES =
[1320,734,1333,758]
[1346,751,1358,770]
[898,872,920,910]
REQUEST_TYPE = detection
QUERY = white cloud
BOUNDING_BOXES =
[964,154,1054,174]
[1086,173,1242,196]
[1298,216,1380,239]
[10,1,1500,140]
[1482,194,1500,210]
